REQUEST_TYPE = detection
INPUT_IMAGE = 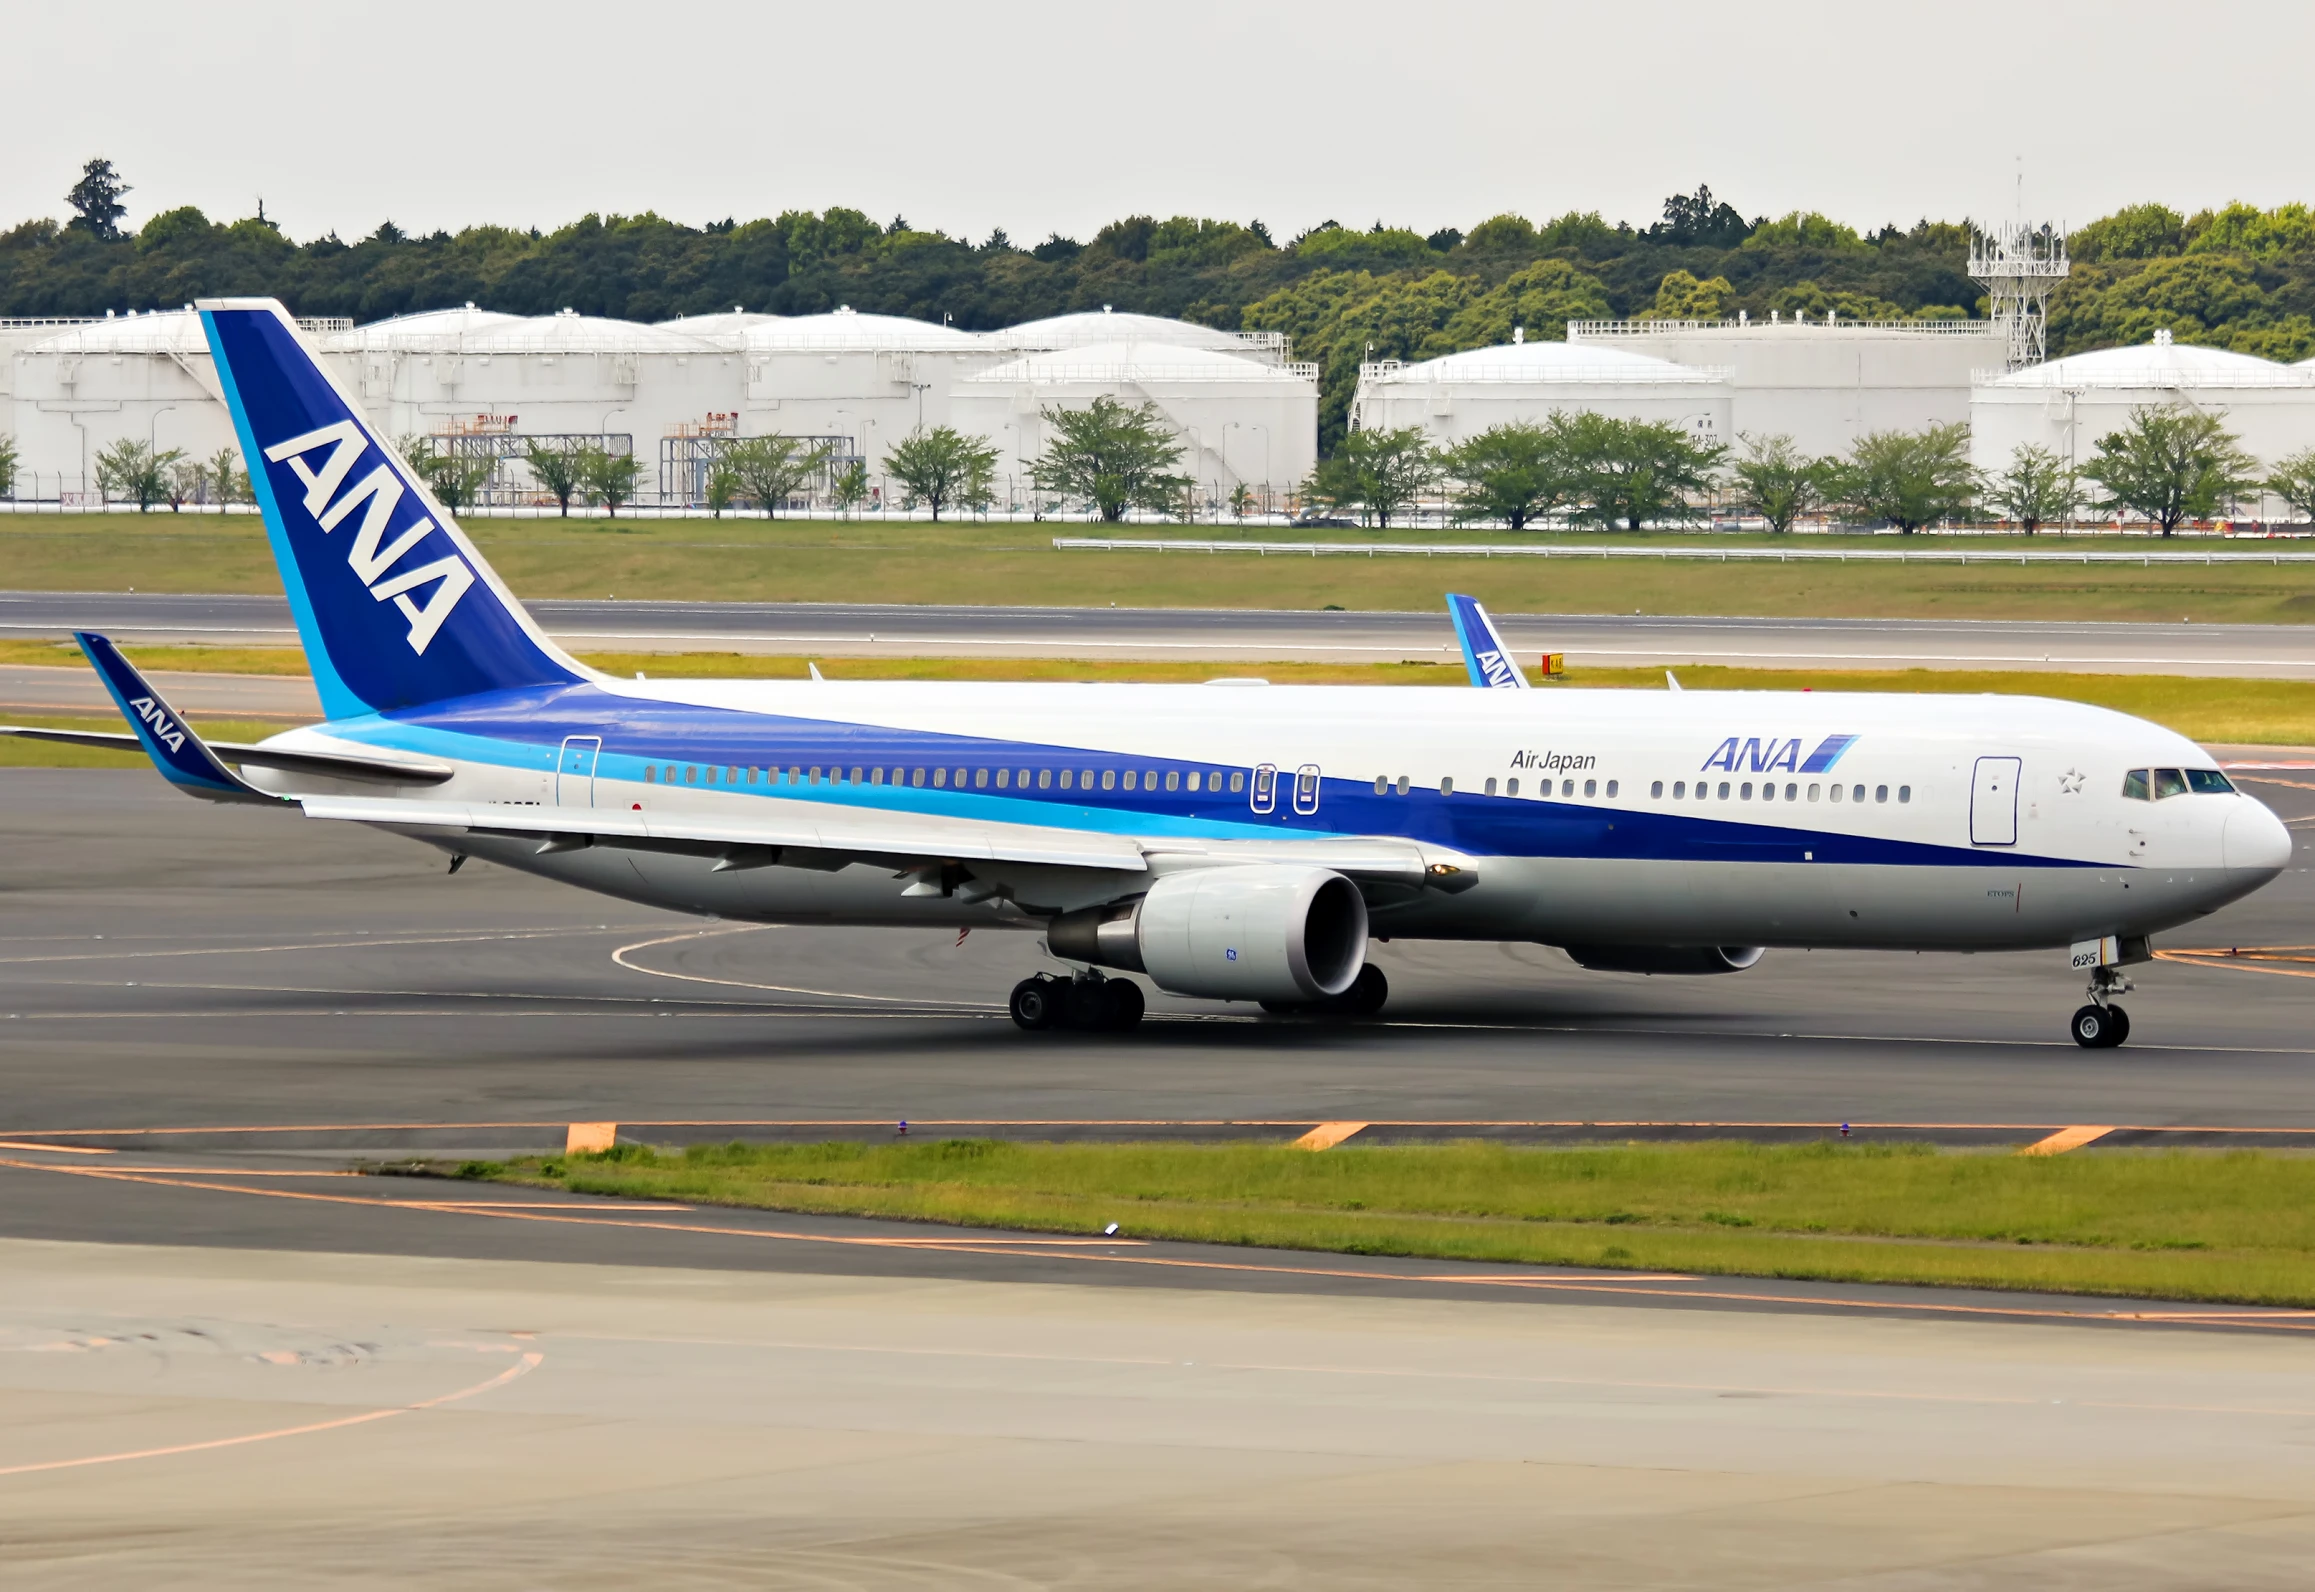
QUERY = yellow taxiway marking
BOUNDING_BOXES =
[2022,1125,2115,1155]
[1293,1122,1370,1150]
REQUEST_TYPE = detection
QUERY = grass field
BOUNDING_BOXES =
[6,637,2314,744]
[455,1139,2315,1307]
[10,512,2315,622]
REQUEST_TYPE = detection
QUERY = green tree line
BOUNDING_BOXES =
[14,163,2315,454]
[1315,410,2315,536]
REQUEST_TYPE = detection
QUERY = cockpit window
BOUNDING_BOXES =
[2186,768,2236,794]
[2121,769,2150,801]
[2152,768,2190,800]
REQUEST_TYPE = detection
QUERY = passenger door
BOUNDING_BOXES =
[555,735,601,808]
[1293,763,1322,816]
[1970,756,2020,847]
[1250,763,1278,815]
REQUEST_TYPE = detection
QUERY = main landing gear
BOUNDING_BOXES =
[1010,970,1145,1034]
[2070,966,2133,1049]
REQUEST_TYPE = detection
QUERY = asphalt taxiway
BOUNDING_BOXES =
[9,589,2315,673]
[6,766,2315,1585]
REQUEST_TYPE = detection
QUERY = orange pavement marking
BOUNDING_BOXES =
[17,1114,2315,1140]
[0,1350,540,1478]
[1293,1122,1370,1149]
[2022,1126,2115,1155]
[0,1141,111,1155]
[565,1123,617,1154]
[2158,947,2315,981]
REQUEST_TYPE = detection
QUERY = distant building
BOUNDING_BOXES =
[953,341,1320,508]
[13,310,249,502]
[1973,330,2315,516]
[736,308,1007,482]
[1567,316,2006,458]
[1352,337,1730,450]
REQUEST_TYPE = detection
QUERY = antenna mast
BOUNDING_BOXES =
[1970,214,2069,372]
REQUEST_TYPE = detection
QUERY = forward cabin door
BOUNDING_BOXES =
[1970,756,2020,846]
[555,735,602,808]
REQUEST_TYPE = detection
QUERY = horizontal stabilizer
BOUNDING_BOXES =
[296,794,1153,873]
[0,726,453,785]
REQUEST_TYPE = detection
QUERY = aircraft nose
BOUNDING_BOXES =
[2225,800,2294,874]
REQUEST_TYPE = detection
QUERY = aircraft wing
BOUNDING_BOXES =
[296,796,1477,892]
[296,793,1154,873]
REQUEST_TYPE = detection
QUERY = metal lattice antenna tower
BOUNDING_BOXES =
[1970,217,2069,371]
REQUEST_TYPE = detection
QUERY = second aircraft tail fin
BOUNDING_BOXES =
[1445,594,1530,690]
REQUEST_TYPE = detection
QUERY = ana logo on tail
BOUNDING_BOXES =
[1471,646,1521,690]
[262,420,475,656]
[126,695,187,753]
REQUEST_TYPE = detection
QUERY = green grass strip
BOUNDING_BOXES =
[454,1140,2315,1307]
[7,637,2313,745]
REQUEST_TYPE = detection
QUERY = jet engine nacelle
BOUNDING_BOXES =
[1561,944,1767,976]
[1048,865,1369,1003]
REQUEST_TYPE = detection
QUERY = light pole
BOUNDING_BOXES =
[601,408,627,514]
[149,404,177,452]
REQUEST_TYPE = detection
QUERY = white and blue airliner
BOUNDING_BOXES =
[8,299,2291,1046]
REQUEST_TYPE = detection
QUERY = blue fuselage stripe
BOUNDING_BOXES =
[315,683,2103,871]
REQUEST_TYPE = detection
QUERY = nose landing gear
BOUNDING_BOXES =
[1009,970,1145,1033]
[2070,967,2133,1049]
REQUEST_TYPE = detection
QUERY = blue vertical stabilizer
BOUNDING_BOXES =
[197,299,586,719]
[1445,594,1530,690]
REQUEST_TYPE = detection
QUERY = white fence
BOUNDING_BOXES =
[1053,538,2315,565]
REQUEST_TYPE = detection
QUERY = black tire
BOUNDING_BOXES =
[1344,963,1389,1016]
[1098,978,1145,1032]
[1259,998,1307,1016]
[2107,1004,2131,1047]
[2070,1003,2118,1049]
[1010,977,1059,1032]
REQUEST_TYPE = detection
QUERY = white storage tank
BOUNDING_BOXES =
[952,340,1320,508]
[993,307,1287,364]
[1971,331,2315,497]
[1352,338,1731,450]
[739,307,1006,473]
[654,310,784,351]
[11,310,241,502]
[1568,316,2004,457]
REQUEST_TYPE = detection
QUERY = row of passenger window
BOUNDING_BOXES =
[1373,776,1622,798]
[2122,767,2234,800]
[643,762,1249,795]
[1651,779,1909,805]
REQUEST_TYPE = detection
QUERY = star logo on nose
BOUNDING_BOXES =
[2059,769,2086,794]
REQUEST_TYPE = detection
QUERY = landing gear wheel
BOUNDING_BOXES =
[1097,978,1145,1032]
[1343,963,1389,1017]
[2070,1003,2126,1049]
[1010,977,1060,1031]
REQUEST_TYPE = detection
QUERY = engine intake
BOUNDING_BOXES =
[1561,944,1766,976]
[1048,865,1368,1003]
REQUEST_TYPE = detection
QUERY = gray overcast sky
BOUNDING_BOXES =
[9,0,2309,244]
